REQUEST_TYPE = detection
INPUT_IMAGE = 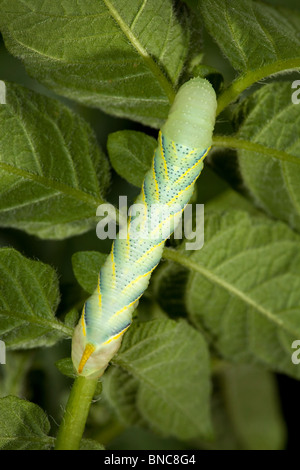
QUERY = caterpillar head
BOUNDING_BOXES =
[161,77,217,149]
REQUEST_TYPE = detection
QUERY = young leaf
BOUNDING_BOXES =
[0,0,189,127]
[0,396,104,450]
[72,251,107,294]
[199,0,300,113]
[221,365,286,450]
[55,358,77,379]
[0,81,6,104]
[200,0,300,73]
[107,131,156,187]
[0,248,72,349]
[0,351,33,398]
[235,82,300,232]
[107,318,212,440]
[0,82,110,239]
[0,396,54,450]
[63,308,79,329]
[198,363,286,450]
[180,211,300,378]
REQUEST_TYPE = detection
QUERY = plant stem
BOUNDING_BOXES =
[55,375,98,450]
[216,58,300,116]
[212,135,300,166]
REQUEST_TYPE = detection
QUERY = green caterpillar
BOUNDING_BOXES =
[72,78,217,378]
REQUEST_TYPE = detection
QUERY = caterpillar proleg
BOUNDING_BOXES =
[71,78,217,378]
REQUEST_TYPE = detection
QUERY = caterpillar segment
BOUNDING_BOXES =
[71,78,217,378]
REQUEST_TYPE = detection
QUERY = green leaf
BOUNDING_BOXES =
[79,438,105,450]
[103,367,148,428]
[200,0,300,73]
[55,358,77,379]
[199,0,300,114]
[221,365,286,450]
[198,372,241,450]
[0,351,33,398]
[63,308,79,328]
[105,318,212,440]
[0,396,54,450]
[136,297,167,323]
[197,363,286,450]
[235,82,300,232]
[0,80,6,104]
[0,81,110,239]
[0,248,72,349]
[0,0,190,127]
[155,190,261,319]
[152,261,189,319]
[205,188,263,216]
[107,130,156,187]
[163,211,300,378]
[72,251,107,294]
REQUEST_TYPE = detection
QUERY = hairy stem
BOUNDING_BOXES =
[216,59,300,116]
[55,376,98,450]
[212,135,300,166]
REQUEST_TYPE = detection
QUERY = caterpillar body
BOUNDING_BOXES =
[72,78,217,378]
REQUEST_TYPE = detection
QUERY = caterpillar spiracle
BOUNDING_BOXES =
[72,78,217,378]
